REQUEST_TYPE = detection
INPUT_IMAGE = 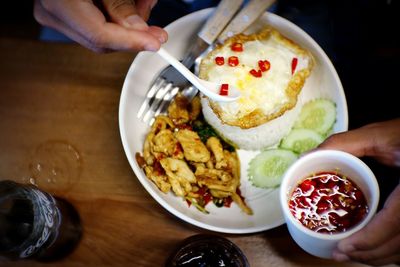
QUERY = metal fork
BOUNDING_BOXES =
[136,40,209,124]
[137,0,244,124]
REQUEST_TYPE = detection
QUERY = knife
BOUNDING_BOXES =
[217,0,276,43]
[182,0,276,68]
[180,0,244,67]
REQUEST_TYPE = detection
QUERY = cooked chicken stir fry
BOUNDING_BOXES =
[136,94,252,215]
[175,129,210,163]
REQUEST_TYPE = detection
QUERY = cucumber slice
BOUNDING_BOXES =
[280,128,324,154]
[248,149,298,188]
[294,99,336,135]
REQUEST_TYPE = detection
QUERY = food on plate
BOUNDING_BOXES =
[136,94,252,215]
[199,26,315,150]
[280,128,324,154]
[248,149,298,188]
[289,171,368,233]
[249,98,337,188]
[280,98,336,154]
[293,98,336,136]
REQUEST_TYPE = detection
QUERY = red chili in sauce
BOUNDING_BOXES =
[289,172,368,234]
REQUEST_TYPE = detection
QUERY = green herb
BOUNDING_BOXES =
[185,197,209,214]
[213,198,224,208]
[192,119,235,152]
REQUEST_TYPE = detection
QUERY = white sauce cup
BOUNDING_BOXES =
[279,149,380,259]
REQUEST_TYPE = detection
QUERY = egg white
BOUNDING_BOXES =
[205,37,309,119]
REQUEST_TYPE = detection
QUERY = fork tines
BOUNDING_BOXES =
[137,77,181,125]
[137,76,200,126]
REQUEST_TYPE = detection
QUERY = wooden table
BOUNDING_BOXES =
[0,37,384,267]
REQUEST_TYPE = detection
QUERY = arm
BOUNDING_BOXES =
[317,118,400,266]
[33,0,168,53]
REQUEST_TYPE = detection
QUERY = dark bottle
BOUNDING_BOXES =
[165,234,250,267]
[0,180,82,261]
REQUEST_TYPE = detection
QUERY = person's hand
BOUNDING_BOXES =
[317,118,400,266]
[33,0,168,53]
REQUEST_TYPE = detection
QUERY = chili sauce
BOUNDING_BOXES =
[289,172,369,234]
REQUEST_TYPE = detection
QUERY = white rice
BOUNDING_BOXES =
[201,88,308,151]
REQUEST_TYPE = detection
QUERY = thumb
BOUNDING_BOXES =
[337,185,400,252]
[317,129,372,158]
[102,0,149,30]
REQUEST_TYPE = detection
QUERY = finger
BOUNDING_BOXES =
[366,255,400,267]
[34,0,111,53]
[337,185,400,251]
[318,119,400,166]
[148,25,168,43]
[94,23,162,51]
[101,0,148,30]
[317,129,373,158]
[334,250,400,267]
[337,234,400,265]
[134,0,158,21]
[40,0,162,51]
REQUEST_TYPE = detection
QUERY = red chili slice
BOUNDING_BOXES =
[291,57,298,74]
[300,179,315,192]
[231,42,243,52]
[219,83,229,96]
[228,56,239,67]
[258,60,271,72]
[197,187,212,205]
[173,143,183,157]
[135,152,146,168]
[249,69,262,78]
[203,191,212,205]
[153,160,165,176]
[215,56,224,65]
[223,196,233,207]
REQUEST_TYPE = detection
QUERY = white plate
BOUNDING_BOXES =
[119,8,348,234]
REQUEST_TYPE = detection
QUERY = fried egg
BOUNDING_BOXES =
[199,27,314,129]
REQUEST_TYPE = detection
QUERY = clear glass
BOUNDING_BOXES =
[165,234,250,267]
[0,180,82,261]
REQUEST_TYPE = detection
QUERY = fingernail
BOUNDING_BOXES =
[158,34,166,43]
[124,15,148,30]
[144,43,158,52]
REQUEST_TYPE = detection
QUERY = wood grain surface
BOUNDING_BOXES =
[0,37,381,267]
